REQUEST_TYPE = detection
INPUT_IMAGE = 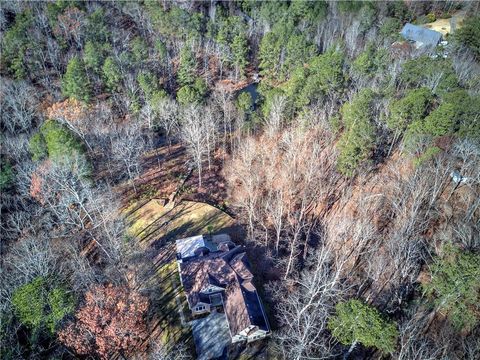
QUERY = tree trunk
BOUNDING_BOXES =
[284,234,298,280]
[275,229,281,253]
[344,340,358,360]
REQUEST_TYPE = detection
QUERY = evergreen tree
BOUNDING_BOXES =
[352,44,389,78]
[404,90,480,149]
[130,36,149,63]
[454,15,480,59]
[290,0,328,25]
[62,56,91,102]
[231,33,249,79]
[379,17,402,40]
[328,299,399,355]
[422,102,457,137]
[83,41,108,73]
[0,159,14,191]
[29,120,85,163]
[85,7,110,43]
[337,89,376,176]
[423,244,480,330]
[137,71,160,100]
[237,91,253,114]
[176,77,207,105]
[29,132,48,161]
[177,46,197,87]
[155,39,168,60]
[1,10,34,79]
[400,56,458,96]
[102,56,122,92]
[387,87,433,132]
[12,277,74,335]
[282,48,344,110]
[259,20,315,82]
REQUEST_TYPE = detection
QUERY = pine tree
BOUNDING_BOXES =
[454,15,480,59]
[102,56,122,92]
[29,120,85,163]
[137,71,160,100]
[83,41,102,73]
[0,159,14,191]
[62,56,91,102]
[328,299,398,355]
[177,46,197,87]
[12,277,74,335]
[423,244,480,330]
[130,36,149,63]
[231,33,249,80]
[387,87,433,132]
[337,89,376,176]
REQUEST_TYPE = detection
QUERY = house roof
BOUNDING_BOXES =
[178,237,269,336]
[230,253,253,280]
[176,235,220,259]
[176,235,207,259]
[180,253,235,306]
[400,23,442,47]
[223,279,268,336]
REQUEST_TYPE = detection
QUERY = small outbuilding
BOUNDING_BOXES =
[400,23,443,48]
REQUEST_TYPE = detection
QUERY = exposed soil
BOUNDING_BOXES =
[422,10,466,36]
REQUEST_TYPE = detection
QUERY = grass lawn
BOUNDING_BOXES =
[127,199,235,247]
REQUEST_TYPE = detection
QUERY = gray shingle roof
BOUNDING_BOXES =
[400,23,442,47]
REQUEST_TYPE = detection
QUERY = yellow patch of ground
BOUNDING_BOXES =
[422,10,466,36]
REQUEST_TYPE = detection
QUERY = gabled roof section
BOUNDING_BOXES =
[230,253,253,280]
[400,23,442,47]
[223,279,269,336]
[180,254,234,306]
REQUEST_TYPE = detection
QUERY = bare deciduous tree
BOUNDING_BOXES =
[227,123,338,277]
[0,79,38,134]
[153,97,179,148]
[147,341,192,360]
[264,94,287,136]
[270,246,345,360]
[111,120,149,192]
[179,104,218,187]
[394,308,444,360]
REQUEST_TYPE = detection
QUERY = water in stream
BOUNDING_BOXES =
[237,82,260,109]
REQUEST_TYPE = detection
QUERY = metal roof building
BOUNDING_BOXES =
[400,23,443,48]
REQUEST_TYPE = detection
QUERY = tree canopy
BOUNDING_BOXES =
[455,15,480,59]
[62,56,91,103]
[387,87,433,133]
[1,10,34,78]
[337,89,377,176]
[59,285,149,359]
[328,299,399,354]
[29,120,85,162]
[423,244,480,330]
[12,277,74,335]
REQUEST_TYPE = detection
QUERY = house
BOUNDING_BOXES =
[400,23,443,48]
[176,234,270,344]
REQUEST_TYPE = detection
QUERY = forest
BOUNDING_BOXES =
[1,1,480,359]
